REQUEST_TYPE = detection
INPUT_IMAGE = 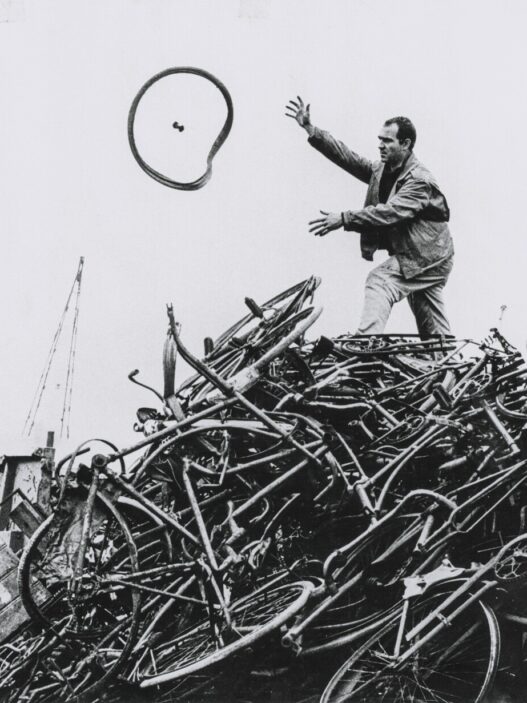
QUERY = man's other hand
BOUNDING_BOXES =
[286,96,313,134]
[309,211,342,237]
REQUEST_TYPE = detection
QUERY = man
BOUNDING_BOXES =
[285,97,454,337]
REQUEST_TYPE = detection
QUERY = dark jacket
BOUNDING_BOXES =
[308,127,454,279]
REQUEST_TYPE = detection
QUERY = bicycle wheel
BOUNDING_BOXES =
[495,385,527,421]
[297,514,424,655]
[128,66,233,191]
[178,306,321,409]
[175,277,320,401]
[139,580,313,687]
[493,534,527,587]
[18,494,142,695]
[208,277,320,359]
[321,588,500,703]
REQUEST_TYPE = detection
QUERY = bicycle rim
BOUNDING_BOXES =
[17,495,142,697]
[139,580,313,687]
[321,592,499,703]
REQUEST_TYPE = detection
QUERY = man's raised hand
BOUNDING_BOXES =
[285,96,312,130]
[309,211,342,237]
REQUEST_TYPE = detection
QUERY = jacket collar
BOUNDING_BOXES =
[397,151,419,181]
[375,151,419,181]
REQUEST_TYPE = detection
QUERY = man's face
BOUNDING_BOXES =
[378,123,409,167]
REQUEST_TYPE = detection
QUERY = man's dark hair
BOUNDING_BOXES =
[384,116,416,151]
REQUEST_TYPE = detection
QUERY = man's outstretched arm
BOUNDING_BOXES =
[342,177,432,229]
[285,97,373,184]
[308,178,433,237]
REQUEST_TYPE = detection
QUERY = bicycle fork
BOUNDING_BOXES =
[70,454,107,601]
[393,567,496,666]
[182,462,235,630]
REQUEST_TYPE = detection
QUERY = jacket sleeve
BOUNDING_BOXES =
[342,177,431,229]
[308,127,373,184]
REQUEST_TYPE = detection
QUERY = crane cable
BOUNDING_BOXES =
[59,258,84,439]
[23,257,85,437]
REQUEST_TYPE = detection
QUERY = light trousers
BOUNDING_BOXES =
[357,255,453,337]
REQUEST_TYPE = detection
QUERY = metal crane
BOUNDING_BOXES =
[22,257,85,439]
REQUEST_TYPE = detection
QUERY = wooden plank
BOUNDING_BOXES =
[0,460,16,529]
[0,567,19,607]
[0,543,18,578]
[0,539,51,641]
[9,530,24,554]
[0,540,49,605]
[0,567,50,642]
[10,500,44,538]
[0,565,48,608]
[0,596,38,642]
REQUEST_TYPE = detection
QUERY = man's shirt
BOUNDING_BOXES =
[377,163,404,251]
[378,164,403,204]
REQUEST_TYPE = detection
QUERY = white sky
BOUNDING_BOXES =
[1,0,526,457]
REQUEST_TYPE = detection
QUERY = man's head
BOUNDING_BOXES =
[378,116,416,169]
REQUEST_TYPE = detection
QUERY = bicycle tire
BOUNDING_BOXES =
[208,277,320,359]
[183,306,319,406]
[321,588,500,703]
[18,494,142,696]
[139,580,313,687]
[176,306,322,409]
[296,514,424,655]
[128,66,233,190]
[175,277,320,400]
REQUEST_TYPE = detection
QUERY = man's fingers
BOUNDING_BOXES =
[320,210,328,215]
[308,217,327,225]
[287,100,300,109]
[297,95,304,106]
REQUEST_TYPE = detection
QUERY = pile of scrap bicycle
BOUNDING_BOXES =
[2,276,527,703]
